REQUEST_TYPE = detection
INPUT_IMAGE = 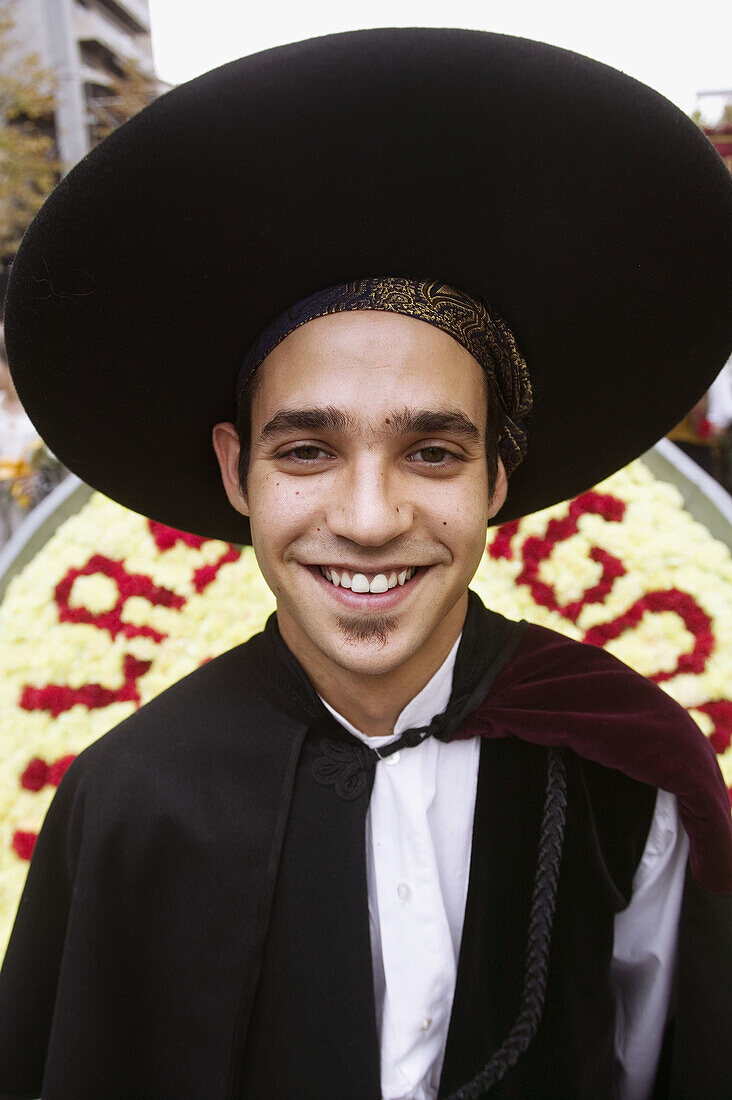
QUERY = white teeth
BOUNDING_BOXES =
[319,566,416,590]
[370,573,389,593]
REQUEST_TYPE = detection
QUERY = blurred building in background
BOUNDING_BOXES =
[10,0,159,168]
[1,0,162,545]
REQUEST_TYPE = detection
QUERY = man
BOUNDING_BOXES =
[1,28,731,1100]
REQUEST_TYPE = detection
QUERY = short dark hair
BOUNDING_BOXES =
[236,367,504,501]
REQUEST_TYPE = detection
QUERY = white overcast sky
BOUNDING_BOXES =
[147,0,731,120]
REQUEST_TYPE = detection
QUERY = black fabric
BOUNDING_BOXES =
[6,28,732,541]
[238,731,380,1098]
[0,641,308,1099]
[668,870,732,1098]
[263,589,526,753]
[440,741,656,1099]
[0,596,730,1097]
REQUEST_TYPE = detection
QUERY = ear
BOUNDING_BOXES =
[212,421,250,517]
[487,458,508,520]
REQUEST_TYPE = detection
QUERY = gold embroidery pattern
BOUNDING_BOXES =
[239,277,532,474]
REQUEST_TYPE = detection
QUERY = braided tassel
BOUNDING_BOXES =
[441,748,568,1099]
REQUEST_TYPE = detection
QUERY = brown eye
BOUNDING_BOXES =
[283,445,327,461]
[418,447,449,463]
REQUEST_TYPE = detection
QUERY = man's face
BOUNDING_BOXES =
[214,311,506,686]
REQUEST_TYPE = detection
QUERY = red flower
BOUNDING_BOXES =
[192,545,240,593]
[148,521,209,551]
[488,520,520,560]
[583,589,714,682]
[48,754,76,786]
[696,701,732,755]
[12,831,37,861]
[516,493,627,623]
[54,554,184,642]
[148,522,241,593]
[20,757,48,791]
[20,753,78,791]
[21,654,152,717]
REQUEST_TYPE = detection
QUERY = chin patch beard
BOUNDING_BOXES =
[336,614,398,648]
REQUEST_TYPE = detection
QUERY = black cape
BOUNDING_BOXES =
[0,595,730,1098]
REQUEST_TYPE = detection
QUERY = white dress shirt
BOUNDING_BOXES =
[321,637,689,1100]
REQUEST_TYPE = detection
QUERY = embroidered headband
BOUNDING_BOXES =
[237,277,533,475]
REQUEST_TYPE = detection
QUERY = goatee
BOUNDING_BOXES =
[337,614,398,648]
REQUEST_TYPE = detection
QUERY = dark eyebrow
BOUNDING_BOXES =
[386,408,482,443]
[259,406,353,442]
[258,405,482,444]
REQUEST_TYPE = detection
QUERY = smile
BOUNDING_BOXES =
[318,566,417,593]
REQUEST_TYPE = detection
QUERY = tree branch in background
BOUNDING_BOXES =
[0,0,59,260]
[88,55,159,143]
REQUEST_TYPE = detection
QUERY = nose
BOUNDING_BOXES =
[325,456,412,546]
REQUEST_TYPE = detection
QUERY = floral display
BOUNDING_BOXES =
[1,458,731,951]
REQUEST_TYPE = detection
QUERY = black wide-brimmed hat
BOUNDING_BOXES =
[6,28,732,542]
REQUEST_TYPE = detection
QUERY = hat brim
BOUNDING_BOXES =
[6,28,732,543]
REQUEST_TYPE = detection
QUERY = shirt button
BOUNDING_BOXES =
[397,882,411,901]
[419,1016,433,1032]
[384,751,400,766]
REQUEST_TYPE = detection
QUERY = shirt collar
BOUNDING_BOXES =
[320,633,462,748]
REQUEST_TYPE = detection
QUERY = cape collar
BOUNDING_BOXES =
[456,621,732,896]
[256,593,732,894]
[258,591,525,754]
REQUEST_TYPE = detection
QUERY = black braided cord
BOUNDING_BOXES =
[440,747,568,1100]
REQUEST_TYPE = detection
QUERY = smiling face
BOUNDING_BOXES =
[213,310,506,700]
